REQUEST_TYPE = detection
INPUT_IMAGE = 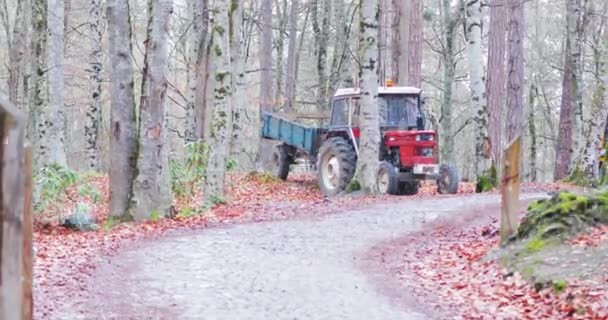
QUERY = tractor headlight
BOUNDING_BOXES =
[415,135,421,141]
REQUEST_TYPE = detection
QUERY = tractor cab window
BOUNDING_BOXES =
[330,99,348,126]
[378,94,420,129]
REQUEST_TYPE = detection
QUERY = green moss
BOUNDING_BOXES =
[476,165,497,193]
[346,180,361,193]
[150,210,161,222]
[552,280,568,293]
[564,167,593,187]
[102,217,121,231]
[525,236,546,254]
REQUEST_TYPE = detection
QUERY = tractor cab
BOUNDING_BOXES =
[316,84,458,196]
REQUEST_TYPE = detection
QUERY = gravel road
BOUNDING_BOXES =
[55,193,544,320]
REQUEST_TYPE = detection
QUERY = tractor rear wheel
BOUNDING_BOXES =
[272,144,291,180]
[377,161,399,195]
[399,180,420,195]
[317,137,356,196]
[437,163,459,194]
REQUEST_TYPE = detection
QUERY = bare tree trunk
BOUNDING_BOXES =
[131,0,173,221]
[555,43,574,180]
[230,0,257,170]
[391,0,410,85]
[464,0,490,178]
[311,0,331,109]
[355,0,380,193]
[204,0,233,199]
[505,0,525,143]
[275,0,289,104]
[84,0,104,171]
[486,0,507,161]
[528,83,538,182]
[408,0,423,87]
[327,0,353,98]
[284,0,300,112]
[42,0,67,166]
[259,0,273,111]
[29,0,46,143]
[568,0,588,171]
[7,0,28,109]
[439,0,458,163]
[582,5,607,180]
[107,0,138,219]
[185,0,207,142]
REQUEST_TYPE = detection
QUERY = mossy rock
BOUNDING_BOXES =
[512,190,608,242]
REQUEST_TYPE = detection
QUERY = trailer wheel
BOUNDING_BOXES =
[272,144,291,180]
[317,137,356,196]
[437,164,459,194]
[399,180,420,195]
[377,161,399,195]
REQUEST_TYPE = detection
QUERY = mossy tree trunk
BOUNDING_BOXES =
[84,0,104,171]
[464,0,490,183]
[130,0,173,221]
[204,0,233,200]
[107,0,138,219]
[354,0,380,193]
[229,0,258,171]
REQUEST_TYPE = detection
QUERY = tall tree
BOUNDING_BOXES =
[568,0,588,171]
[204,0,233,199]
[408,0,423,87]
[311,0,331,108]
[555,0,586,179]
[131,0,174,220]
[230,0,257,170]
[581,1,607,180]
[29,0,46,142]
[185,0,208,142]
[4,0,29,109]
[464,0,490,178]
[505,0,525,142]
[275,0,289,103]
[259,0,273,111]
[439,0,460,163]
[107,0,138,218]
[391,0,410,85]
[486,0,507,161]
[38,0,67,167]
[355,0,380,192]
[284,0,300,112]
[84,0,104,171]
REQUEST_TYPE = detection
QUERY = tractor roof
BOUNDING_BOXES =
[333,86,422,98]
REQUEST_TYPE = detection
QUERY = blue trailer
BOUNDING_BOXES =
[260,112,324,157]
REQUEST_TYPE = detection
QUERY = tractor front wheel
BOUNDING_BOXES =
[272,144,291,180]
[437,163,459,194]
[377,161,399,195]
[317,137,357,196]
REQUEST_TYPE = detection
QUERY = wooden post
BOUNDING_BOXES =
[22,146,33,320]
[0,97,28,320]
[500,135,522,244]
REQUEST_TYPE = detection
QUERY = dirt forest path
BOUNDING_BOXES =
[54,193,545,320]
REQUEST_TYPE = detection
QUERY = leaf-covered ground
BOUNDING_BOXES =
[367,199,607,320]
[34,173,476,318]
[33,173,583,318]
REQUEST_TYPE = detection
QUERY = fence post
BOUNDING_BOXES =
[0,97,29,320]
[22,146,33,320]
[500,135,522,244]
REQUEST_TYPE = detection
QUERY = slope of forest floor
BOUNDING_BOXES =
[33,172,578,318]
[367,199,608,319]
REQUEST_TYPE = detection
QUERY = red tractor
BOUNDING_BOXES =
[261,85,459,196]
